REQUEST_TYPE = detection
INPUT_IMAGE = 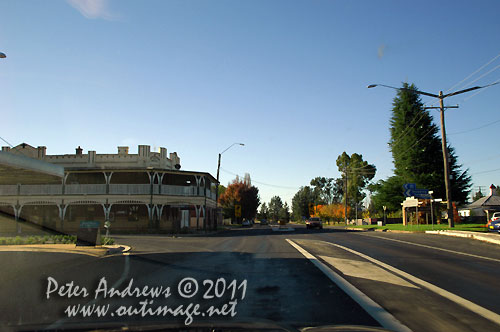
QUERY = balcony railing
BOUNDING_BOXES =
[65,184,106,195]
[20,184,62,195]
[0,183,216,198]
[0,185,18,196]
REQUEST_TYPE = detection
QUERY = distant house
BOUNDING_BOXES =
[461,185,500,221]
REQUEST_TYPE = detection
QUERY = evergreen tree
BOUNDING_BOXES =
[372,82,471,211]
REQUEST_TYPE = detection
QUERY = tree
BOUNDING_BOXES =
[371,82,471,212]
[280,202,291,222]
[257,202,268,220]
[336,152,376,216]
[268,196,284,222]
[472,190,484,201]
[310,177,344,204]
[218,185,227,199]
[291,186,319,221]
[219,174,260,222]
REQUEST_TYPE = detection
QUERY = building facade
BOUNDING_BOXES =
[0,143,219,234]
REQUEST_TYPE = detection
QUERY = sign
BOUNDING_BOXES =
[104,221,111,229]
[235,204,242,218]
[76,220,100,246]
[403,183,431,199]
[308,203,315,216]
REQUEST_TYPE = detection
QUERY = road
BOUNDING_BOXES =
[1,225,500,331]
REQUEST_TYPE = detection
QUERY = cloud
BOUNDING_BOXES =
[66,0,116,20]
[378,44,386,59]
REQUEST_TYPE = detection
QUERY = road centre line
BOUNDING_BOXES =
[356,233,500,263]
[320,240,500,326]
[286,239,412,332]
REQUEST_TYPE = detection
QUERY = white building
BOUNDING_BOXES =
[0,143,218,235]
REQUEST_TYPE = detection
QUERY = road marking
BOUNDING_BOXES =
[319,256,419,288]
[357,233,500,263]
[320,240,500,326]
[286,239,412,332]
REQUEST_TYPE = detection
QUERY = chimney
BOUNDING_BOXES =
[76,146,83,155]
[2,146,10,152]
[118,146,129,155]
[490,184,497,196]
[37,146,47,159]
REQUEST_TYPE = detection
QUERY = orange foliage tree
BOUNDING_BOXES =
[317,204,351,222]
[219,174,260,222]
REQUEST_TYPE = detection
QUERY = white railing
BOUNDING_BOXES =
[65,184,106,195]
[0,183,216,199]
[162,185,195,196]
[109,184,151,195]
[19,184,62,195]
[0,185,18,195]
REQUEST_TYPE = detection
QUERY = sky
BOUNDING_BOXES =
[1,0,499,205]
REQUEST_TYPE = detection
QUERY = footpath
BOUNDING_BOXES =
[0,243,131,257]
[424,230,500,246]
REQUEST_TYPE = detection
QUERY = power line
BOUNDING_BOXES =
[220,167,300,190]
[471,167,500,176]
[448,117,500,135]
[445,51,500,93]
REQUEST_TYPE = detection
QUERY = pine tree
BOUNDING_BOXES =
[372,83,471,210]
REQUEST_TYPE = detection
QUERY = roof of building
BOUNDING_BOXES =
[467,185,500,209]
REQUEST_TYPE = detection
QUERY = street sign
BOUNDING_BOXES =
[235,204,242,217]
[308,203,315,216]
[77,220,100,246]
[403,183,431,199]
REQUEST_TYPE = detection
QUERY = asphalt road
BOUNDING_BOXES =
[1,225,500,332]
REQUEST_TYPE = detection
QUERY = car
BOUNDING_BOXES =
[487,219,500,232]
[490,212,500,223]
[259,219,268,225]
[306,217,323,229]
[242,219,252,227]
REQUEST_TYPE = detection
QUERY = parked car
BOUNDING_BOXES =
[490,212,500,223]
[487,219,500,232]
[259,219,268,225]
[242,219,252,227]
[306,217,323,229]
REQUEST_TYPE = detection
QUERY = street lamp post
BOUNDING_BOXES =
[0,52,6,58]
[429,191,434,230]
[215,143,244,229]
[368,82,499,228]
[383,205,387,225]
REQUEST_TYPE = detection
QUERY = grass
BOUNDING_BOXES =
[347,223,489,233]
[0,235,115,245]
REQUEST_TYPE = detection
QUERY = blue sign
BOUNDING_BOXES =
[403,183,431,199]
[79,220,100,229]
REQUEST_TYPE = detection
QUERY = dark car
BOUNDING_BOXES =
[487,219,500,232]
[306,217,323,229]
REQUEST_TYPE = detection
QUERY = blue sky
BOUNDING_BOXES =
[1,0,499,205]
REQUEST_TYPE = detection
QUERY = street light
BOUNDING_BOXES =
[368,82,499,227]
[383,205,387,225]
[0,52,6,58]
[215,142,245,228]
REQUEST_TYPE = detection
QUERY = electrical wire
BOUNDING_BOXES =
[445,51,500,93]
[220,167,300,190]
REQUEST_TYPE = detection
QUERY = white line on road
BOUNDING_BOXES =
[320,240,500,327]
[286,239,412,332]
[356,233,500,263]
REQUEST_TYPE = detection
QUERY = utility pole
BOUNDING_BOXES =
[344,166,348,224]
[424,103,459,228]
[439,91,454,227]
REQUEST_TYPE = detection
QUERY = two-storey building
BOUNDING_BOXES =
[0,143,218,234]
